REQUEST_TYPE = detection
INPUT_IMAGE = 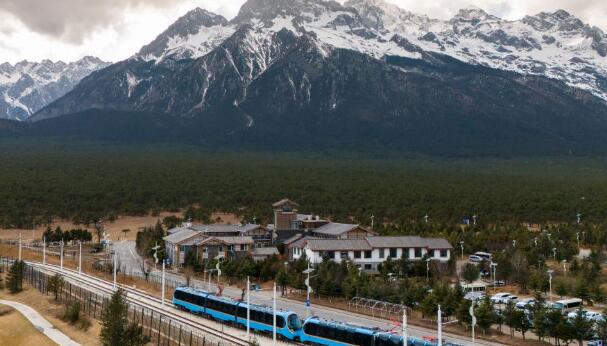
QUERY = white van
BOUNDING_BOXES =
[474,252,492,261]
[553,298,583,314]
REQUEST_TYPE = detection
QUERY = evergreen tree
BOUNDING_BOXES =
[47,273,64,300]
[475,297,494,334]
[462,263,480,283]
[570,309,594,346]
[100,289,149,346]
[6,260,25,294]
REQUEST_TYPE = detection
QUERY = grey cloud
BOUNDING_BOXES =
[0,0,189,43]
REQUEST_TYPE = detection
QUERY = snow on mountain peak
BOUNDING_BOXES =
[0,57,109,121]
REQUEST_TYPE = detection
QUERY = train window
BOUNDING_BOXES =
[276,316,285,328]
[304,322,319,336]
[237,306,247,318]
[174,290,184,301]
[287,314,301,330]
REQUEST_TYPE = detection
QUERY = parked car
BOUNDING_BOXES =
[480,269,490,278]
[490,293,512,304]
[464,291,486,302]
[567,310,604,322]
[502,295,519,304]
[250,283,262,291]
[516,299,537,310]
[468,255,483,263]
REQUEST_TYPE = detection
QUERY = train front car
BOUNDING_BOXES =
[173,286,210,315]
[300,317,376,346]
[235,302,301,340]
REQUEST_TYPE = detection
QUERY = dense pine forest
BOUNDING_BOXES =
[1,139,607,229]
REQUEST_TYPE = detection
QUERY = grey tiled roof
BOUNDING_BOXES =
[189,224,261,234]
[252,247,280,256]
[191,236,254,245]
[313,223,359,236]
[366,236,452,249]
[163,229,199,245]
[306,236,453,251]
[306,239,372,251]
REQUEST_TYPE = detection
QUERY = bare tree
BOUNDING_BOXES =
[138,259,151,281]
[94,219,105,244]
[184,266,194,287]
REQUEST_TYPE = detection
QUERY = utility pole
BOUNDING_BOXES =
[470,303,476,345]
[161,259,166,304]
[437,304,442,346]
[113,249,117,290]
[402,309,408,346]
[60,239,64,269]
[43,236,46,265]
[246,276,250,340]
[18,232,22,261]
[273,282,277,346]
[78,241,82,275]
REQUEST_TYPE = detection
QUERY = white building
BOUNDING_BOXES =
[294,236,452,272]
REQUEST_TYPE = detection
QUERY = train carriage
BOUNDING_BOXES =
[173,287,299,340]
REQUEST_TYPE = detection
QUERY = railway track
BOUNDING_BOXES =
[27,261,257,346]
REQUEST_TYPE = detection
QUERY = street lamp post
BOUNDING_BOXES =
[43,236,46,265]
[246,276,250,340]
[303,262,314,318]
[78,241,82,275]
[547,269,554,302]
[437,304,442,346]
[18,232,22,261]
[161,259,166,305]
[60,239,64,269]
[576,232,580,249]
[490,262,497,291]
[552,247,557,261]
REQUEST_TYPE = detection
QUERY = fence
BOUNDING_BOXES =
[0,257,234,346]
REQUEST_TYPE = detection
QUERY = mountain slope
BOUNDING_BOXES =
[0,57,110,121]
[26,0,607,156]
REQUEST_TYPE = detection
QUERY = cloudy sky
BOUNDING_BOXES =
[0,0,605,64]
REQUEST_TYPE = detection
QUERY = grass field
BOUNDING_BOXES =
[0,305,55,346]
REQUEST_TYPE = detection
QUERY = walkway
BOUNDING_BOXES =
[0,299,80,346]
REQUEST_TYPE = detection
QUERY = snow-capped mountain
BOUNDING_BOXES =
[27,0,607,156]
[129,0,607,100]
[0,57,109,121]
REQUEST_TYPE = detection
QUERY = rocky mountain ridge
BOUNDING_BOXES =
[0,56,109,121]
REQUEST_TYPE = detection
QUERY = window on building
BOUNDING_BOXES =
[228,245,234,252]
[389,248,397,258]
[364,251,372,259]
[354,251,361,259]
[242,244,249,251]
[402,249,409,259]
[218,246,223,252]
[440,249,448,258]
[340,252,348,260]
[414,248,422,258]
[364,264,372,270]
[379,248,385,258]
[179,245,187,252]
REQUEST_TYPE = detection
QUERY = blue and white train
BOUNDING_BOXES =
[173,287,461,346]
[173,287,300,340]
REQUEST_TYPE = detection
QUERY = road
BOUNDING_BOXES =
[113,240,500,345]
